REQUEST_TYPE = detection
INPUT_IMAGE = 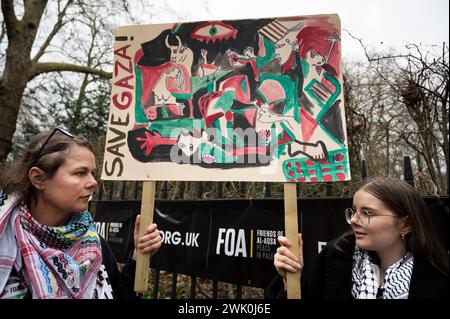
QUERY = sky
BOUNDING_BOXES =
[123,0,449,60]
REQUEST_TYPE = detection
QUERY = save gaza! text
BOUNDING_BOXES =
[103,44,134,178]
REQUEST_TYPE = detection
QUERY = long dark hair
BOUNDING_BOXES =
[1,129,93,203]
[337,177,448,276]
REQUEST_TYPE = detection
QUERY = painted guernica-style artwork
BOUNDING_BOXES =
[102,14,350,182]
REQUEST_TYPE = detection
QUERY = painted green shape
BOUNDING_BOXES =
[322,149,350,180]
[316,72,344,148]
[198,141,234,164]
[134,66,148,123]
[161,103,169,119]
[256,37,276,68]
[199,142,214,157]
[190,71,230,94]
[209,24,218,36]
[292,76,300,123]
[211,144,226,163]
[231,108,253,115]
[279,122,295,140]
[258,92,269,104]
[304,72,341,121]
[172,93,191,99]
[216,125,234,145]
[172,24,181,34]
[190,76,205,93]
[207,81,215,93]
[302,71,345,148]
[148,118,205,138]
[281,148,350,182]
[232,132,248,148]
[240,77,248,95]
[300,59,309,78]
[276,143,287,159]
[225,121,238,146]
[317,72,341,120]
[271,125,288,159]
[272,125,284,159]
[213,90,235,113]
[304,79,328,108]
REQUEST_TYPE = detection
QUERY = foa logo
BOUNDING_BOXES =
[215,228,247,257]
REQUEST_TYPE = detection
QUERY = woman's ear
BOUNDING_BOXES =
[400,216,412,235]
[28,167,47,190]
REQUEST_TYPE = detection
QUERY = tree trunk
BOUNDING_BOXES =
[0,0,48,161]
[0,82,28,160]
[440,86,449,192]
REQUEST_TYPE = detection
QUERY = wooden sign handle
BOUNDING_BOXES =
[134,181,156,293]
[284,183,301,299]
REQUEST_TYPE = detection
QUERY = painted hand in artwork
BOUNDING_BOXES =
[256,106,295,132]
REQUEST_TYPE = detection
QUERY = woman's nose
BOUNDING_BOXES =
[87,174,98,187]
[351,212,360,226]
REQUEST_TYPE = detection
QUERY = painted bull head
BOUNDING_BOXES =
[165,35,194,66]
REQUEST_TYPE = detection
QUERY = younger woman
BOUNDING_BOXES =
[270,177,448,299]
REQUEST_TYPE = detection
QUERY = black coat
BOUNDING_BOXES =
[100,237,138,299]
[266,234,448,299]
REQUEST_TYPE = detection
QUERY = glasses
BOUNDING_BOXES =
[345,207,399,227]
[35,127,74,160]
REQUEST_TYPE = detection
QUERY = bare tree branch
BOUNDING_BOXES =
[32,0,74,62]
[1,0,18,34]
[30,62,112,79]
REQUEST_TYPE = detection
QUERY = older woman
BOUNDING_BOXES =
[0,128,161,299]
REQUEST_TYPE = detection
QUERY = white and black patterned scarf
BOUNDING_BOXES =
[351,246,414,299]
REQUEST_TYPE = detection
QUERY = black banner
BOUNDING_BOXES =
[94,200,137,263]
[153,200,285,288]
[93,196,448,288]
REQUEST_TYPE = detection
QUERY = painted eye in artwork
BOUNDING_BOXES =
[191,21,238,43]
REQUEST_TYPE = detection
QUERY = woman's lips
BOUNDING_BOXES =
[354,230,367,237]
